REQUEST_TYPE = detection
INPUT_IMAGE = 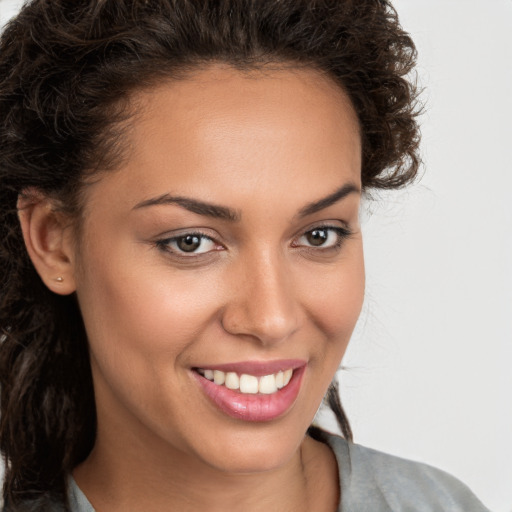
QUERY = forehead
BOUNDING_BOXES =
[83,65,362,216]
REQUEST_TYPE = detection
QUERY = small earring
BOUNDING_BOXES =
[55,276,64,282]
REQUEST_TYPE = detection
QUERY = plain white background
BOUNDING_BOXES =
[1,1,510,510]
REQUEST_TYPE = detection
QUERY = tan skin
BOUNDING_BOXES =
[18,65,364,511]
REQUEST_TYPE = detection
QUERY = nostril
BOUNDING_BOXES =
[220,307,300,345]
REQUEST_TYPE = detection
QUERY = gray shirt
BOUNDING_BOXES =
[67,431,490,511]
[323,432,490,511]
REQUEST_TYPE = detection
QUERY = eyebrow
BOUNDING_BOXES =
[297,182,360,218]
[132,182,360,222]
[133,194,241,222]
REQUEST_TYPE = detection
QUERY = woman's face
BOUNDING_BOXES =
[73,65,364,474]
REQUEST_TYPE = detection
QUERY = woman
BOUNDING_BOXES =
[0,1,490,511]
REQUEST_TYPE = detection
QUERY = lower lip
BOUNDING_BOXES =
[193,367,305,422]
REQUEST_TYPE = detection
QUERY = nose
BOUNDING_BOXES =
[220,250,301,346]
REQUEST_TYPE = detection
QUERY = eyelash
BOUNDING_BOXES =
[155,225,352,259]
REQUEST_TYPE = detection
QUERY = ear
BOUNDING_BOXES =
[17,189,77,295]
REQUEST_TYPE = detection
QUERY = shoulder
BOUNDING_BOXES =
[321,431,490,512]
[1,477,93,512]
[1,497,66,512]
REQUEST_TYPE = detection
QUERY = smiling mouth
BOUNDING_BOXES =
[192,361,306,421]
[195,368,294,395]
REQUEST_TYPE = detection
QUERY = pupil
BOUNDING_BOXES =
[307,229,328,246]
[178,235,201,252]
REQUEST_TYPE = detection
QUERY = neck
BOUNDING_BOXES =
[73,430,338,512]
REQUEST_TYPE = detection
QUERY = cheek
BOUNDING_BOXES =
[300,243,364,401]
[304,241,365,343]
[74,246,229,433]
[77,259,221,363]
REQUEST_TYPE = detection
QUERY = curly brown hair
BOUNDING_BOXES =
[0,0,421,508]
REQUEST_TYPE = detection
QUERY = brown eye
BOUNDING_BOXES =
[306,229,329,246]
[295,226,351,250]
[177,235,202,252]
[157,233,217,255]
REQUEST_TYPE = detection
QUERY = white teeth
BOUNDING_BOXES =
[213,370,225,385]
[276,370,284,389]
[198,367,295,394]
[259,374,278,394]
[240,374,259,393]
[225,372,239,390]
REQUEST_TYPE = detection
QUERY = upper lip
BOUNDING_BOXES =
[193,359,306,377]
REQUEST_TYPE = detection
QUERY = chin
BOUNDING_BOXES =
[183,416,309,475]
[204,437,303,474]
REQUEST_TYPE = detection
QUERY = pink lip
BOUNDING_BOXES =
[192,362,306,422]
